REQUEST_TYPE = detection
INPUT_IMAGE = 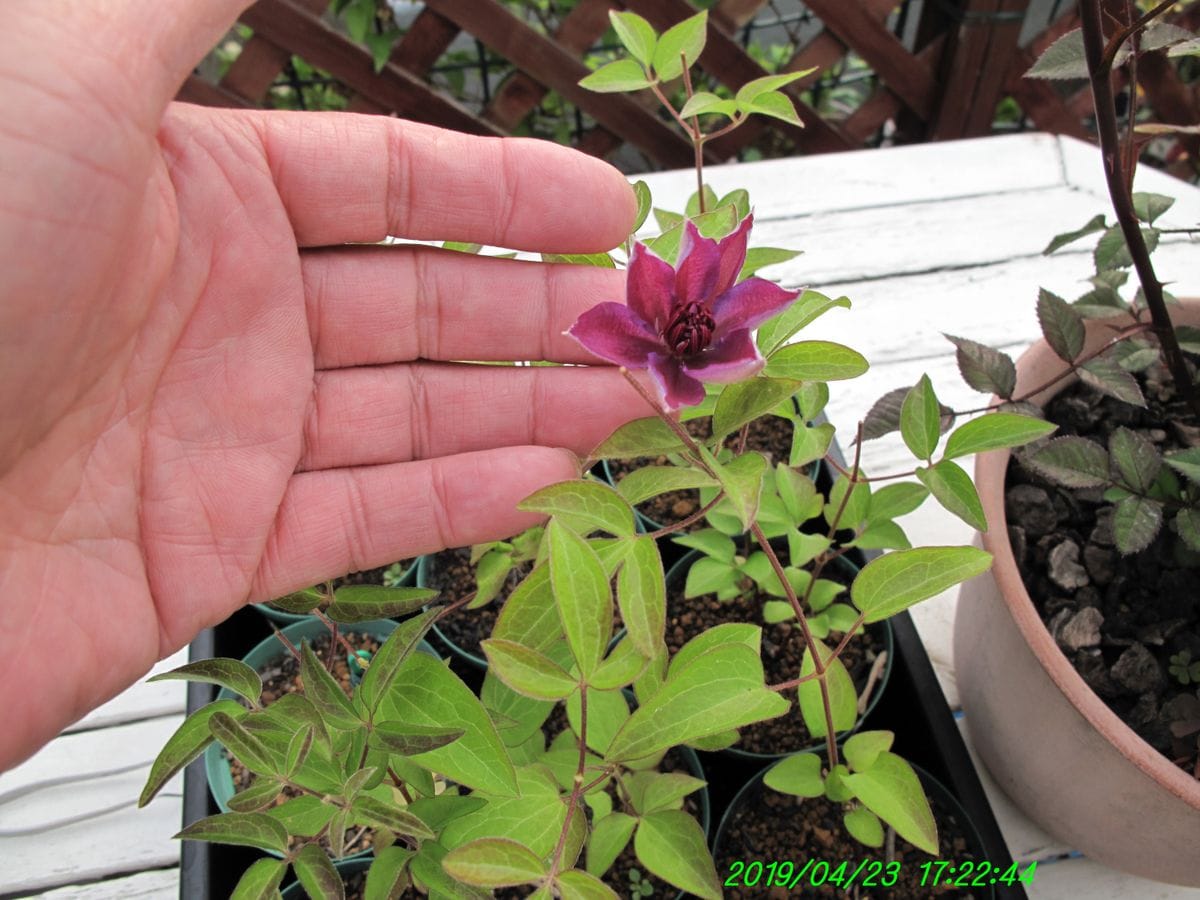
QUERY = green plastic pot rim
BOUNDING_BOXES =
[663,548,894,761]
[203,616,432,862]
[710,755,995,900]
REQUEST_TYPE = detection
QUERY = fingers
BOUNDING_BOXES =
[297,363,648,472]
[301,245,625,368]
[256,112,637,250]
[252,447,581,600]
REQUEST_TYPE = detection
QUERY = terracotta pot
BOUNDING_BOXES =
[955,301,1200,885]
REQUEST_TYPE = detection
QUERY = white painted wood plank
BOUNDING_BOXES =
[1026,855,1200,900]
[0,717,183,895]
[1059,134,1200,223]
[26,867,178,899]
[635,133,1071,225]
[67,649,189,733]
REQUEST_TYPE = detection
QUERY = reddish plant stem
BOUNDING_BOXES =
[646,491,727,539]
[769,610,868,692]
[547,684,590,882]
[680,54,706,213]
[1081,0,1200,421]
[1101,0,1175,70]
[387,766,415,804]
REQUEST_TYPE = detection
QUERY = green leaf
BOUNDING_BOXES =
[615,466,717,506]
[227,776,284,813]
[844,730,894,772]
[852,546,993,623]
[1029,436,1111,487]
[149,659,261,707]
[567,686,631,755]
[442,241,483,254]
[284,725,314,778]
[175,812,289,854]
[712,378,800,442]
[1095,224,1159,270]
[634,772,707,815]
[790,422,835,468]
[1026,27,1130,80]
[900,375,940,460]
[442,837,548,888]
[652,11,707,81]
[353,796,436,840]
[1043,213,1107,255]
[1165,447,1200,485]
[300,640,360,729]
[369,720,465,756]
[1113,495,1164,555]
[1037,288,1085,362]
[1133,192,1175,225]
[708,450,767,531]
[591,636,648,691]
[653,207,684,233]
[1109,426,1162,493]
[378,652,518,796]
[326,584,436,623]
[607,644,788,761]
[686,186,718,221]
[861,387,906,441]
[826,474,870,532]
[542,252,616,268]
[294,844,344,900]
[609,10,657,67]
[482,638,578,700]
[558,868,620,899]
[679,91,738,119]
[616,535,666,658]
[738,90,802,125]
[635,810,721,900]
[764,341,869,381]
[757,290,851,356]
[736,69,813,103]
[717,188,751,219]
[268,586,325,614]
[1175,508,1200,552]
[918,461,987,531]
[867,482,929,523]
[944,335,1017,399]
[230,858,288,900]
[519,480,635,537]
[211,711,280,776]
[412,842,491,900]
[493,564,562,654]
[674,528,736,563]
[739,247,803,281]
[548,520,613,677]
[140,699,246,807]
[591,416,684,459]
[579,59,652,93]
[776,466,821,525]
[944,413,1056,459]
[358,609,439,713]
[763,752,824,797]
[844,806,885,847]
[843,752,937,854]
[632,181,652,234]
[366,846,415,900]
[797,642,858,738]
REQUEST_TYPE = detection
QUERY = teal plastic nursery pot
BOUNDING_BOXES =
[712,755,996,899]
[664,549,893,762]
[203,616,437,861]
[252,560,418,626]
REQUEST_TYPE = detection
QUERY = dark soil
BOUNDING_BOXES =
[423,547,533,661]
[666,567,886,756]
[1008,362,1200,779]
[227,630,384,858]
[715,777,982,898]
[606,414,796,531]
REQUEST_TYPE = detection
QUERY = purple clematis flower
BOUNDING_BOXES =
[568,214,799,411]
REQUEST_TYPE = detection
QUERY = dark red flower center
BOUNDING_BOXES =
[663,302,715,357]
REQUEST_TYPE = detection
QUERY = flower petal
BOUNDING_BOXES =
[711,275,800,337]
[626,241,676,329]
[675,219,722,305]
[711,213,754,297]
[681,329,764,384]
[648,352,706,411]
[567,302,663,368]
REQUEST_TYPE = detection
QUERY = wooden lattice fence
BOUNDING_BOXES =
[179,0,1200,175]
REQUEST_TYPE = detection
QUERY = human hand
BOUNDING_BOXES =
[0,1,640,769]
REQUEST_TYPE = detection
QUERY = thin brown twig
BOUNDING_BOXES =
[646,491,727,539]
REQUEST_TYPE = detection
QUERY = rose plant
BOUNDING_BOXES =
[139,10,1058,898]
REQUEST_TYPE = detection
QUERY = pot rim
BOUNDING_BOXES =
[974,301,1200,808]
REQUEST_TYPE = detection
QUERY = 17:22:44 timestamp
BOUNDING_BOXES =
[920,861,1038,888]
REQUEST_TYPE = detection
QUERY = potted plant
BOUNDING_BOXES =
[149,10,1050,897]
[873,2,1200,884]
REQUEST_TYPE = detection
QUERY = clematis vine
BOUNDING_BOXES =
[568,214,799,411]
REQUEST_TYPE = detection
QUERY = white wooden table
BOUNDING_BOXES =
[2,132,1198,898]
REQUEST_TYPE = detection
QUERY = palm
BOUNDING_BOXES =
[0,4,638,770]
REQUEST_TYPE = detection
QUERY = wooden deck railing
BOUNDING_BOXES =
[179,0,1200,175]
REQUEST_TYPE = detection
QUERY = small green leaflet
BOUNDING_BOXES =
[632,180,652,233]
[900,375,940,461]
[175,812,289,854]
[633,810,721,900]
[579,59,652,93]
[1113,495,1163,555]
[707,450,767,531]
[609,10,657,67]
[680,91,738,119]
[441,837,548,888]
[519,479,635,537]
[764,341,868,381]
[852,546,993,622]
[843,752,937,854]
[652,10,707,81]
[844,729,894,772]
[230,858,288,900]
[797,642,858,738]
[918,460,987,532]
[140,699,246,807]
[1037,288,1085,362]
[590,416,684,460]
[942,413,1056,459]
[711,377,801,442]
[763,752,824,797]
[944,335,1016,399]
[481,638,578,701]
[616,535,667,658]
[293,844,343,900]
[1028,436,1111,488]
[615,466,717,506]
[1043,214,1106,255]
[587,812,637,875]
[548,520,613,677]
[326,584,436,623]
[149,659,261,707]
[757,290,851,356]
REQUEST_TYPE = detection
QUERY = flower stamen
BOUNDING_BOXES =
[663,301,716,357]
